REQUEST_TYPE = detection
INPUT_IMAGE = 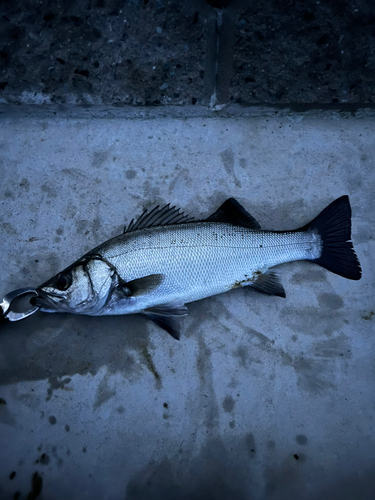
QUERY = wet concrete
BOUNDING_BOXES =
[0,107,374,499]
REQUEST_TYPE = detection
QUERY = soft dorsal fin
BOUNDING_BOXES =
[206,198,261,230]
[124,204,195,233]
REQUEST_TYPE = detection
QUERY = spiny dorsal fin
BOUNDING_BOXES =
[206,198,261,230]
[247,270,286,298]
[142,301,188,340]
[124,204,195,233]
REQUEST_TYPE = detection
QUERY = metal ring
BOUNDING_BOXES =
[1,288,40,322]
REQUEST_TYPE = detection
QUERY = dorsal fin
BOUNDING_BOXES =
[206,198,261,230]
[124,204,195,233]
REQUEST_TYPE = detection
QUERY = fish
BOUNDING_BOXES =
[31,196,361,339]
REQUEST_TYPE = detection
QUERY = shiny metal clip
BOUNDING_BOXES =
[0,287,39,322]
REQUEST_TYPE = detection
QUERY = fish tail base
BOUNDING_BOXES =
[303,195,362,280]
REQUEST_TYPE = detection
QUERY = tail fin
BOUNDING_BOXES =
[303,196,362,280]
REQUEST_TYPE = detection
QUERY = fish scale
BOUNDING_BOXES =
[97,222,322,313]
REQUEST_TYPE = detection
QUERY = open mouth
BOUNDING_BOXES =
[30,289,62,310]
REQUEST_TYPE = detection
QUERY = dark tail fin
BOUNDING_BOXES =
[303,196,362,280]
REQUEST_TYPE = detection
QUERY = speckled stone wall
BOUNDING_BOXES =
[0,0,374,106]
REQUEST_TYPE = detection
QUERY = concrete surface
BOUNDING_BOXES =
[0,106,374,499]
[1,0,375,106]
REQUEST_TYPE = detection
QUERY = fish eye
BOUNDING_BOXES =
[54,272,72,291]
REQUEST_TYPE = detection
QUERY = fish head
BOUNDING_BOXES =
[33,256,114,314]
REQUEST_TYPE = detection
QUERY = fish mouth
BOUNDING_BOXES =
[30,289,64,312]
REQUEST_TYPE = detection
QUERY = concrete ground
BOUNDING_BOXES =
[0,106,374,499]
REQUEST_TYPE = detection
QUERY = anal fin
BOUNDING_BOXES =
[247,270,286,298]
[142,301,188,340]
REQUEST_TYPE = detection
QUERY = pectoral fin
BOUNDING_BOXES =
[122,274,164,297]
[142,301,188,340]
[247,271,286,298]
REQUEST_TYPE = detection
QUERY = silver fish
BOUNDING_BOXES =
[32,196,361,339]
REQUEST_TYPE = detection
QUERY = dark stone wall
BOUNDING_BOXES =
[0,0,374,106]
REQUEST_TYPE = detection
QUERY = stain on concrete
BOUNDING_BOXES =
[125,169,137,180]
[244,433,256,458]
[290,269,327,285]
[94,373,117,409]
[142,179,161,199]
[61,168,86,181]
[141,345,161,389]
[36,453,50,465]
[239,158,247,169]
[19,178,30,191]
[221,303,293,366]
[46,376,72,401]
[192,332,220,432]
[363,311,374,321]
[92,150,109,168]
[76,219,90,233]
[0,404,17,428]
[219,147,241,188]
[219,147,234,176]
[28,471,42,500]
[254,198,306,230]
[195,337,211,385]
[222,301,345,396]
[125,437,250,500]
[0,312,150,386]
[49,415,57,425]
[91,217,101,235]
[0,398,6,404]
[222,395,235,413]
[264,455,302,497]
[41,183,57,198]
[2,221,17,235]
[233,345,248,368]
[346,172,363,192]
[296,434,308,445]
[64,424,70,432]
[279,306,344,337]
[313,336,351,359]
[292,357,336,394]
[318,293,344,310]
[4,189,15,199]
[229,421,235,429]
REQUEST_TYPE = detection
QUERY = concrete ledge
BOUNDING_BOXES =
[2,103,375,120]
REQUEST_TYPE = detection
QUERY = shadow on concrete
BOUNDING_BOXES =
[124,435,375,500]
[0,311,159,386]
